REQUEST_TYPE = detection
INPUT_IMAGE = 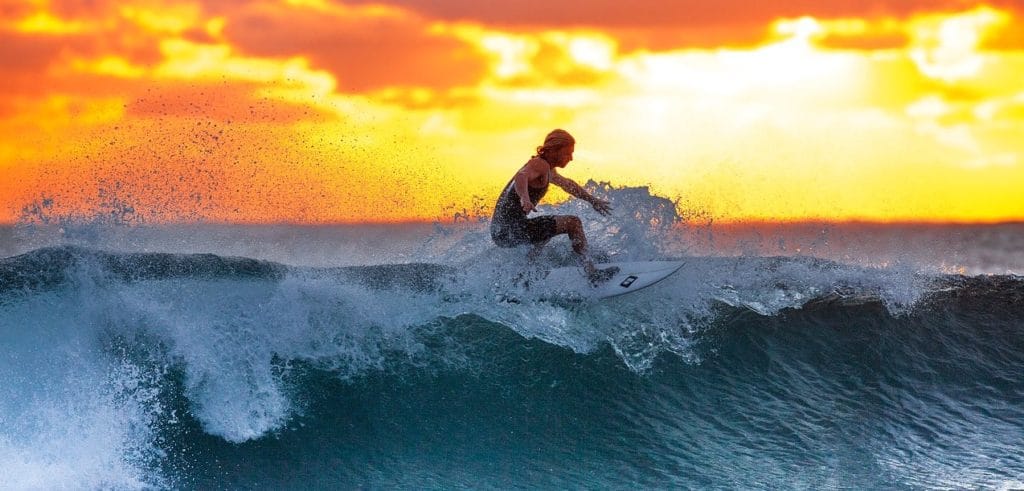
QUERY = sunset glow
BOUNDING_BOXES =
[2,0,1023,223]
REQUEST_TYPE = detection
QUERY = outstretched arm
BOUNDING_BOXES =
[550,171,613,216]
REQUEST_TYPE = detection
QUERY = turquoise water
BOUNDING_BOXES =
[1,187,1022,489]
[0,243,1021,489]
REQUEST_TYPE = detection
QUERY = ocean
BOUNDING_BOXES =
[1,187,1022,489]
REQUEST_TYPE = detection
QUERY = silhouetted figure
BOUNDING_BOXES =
[490,129,618,284]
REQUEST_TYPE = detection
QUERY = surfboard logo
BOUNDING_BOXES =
[620,275,638,288]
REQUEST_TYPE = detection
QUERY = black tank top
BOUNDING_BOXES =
[491,172,550,228]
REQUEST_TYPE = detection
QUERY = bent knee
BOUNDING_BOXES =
[555,215,583,234]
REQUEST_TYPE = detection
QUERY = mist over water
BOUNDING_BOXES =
[1,184,1022,489]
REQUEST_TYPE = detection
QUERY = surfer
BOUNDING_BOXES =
[490,129,619,284]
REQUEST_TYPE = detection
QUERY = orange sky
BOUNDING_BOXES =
[2,0,1023,224]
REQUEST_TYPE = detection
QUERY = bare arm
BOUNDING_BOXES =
[513,158,550,213]
[550,170,613,216]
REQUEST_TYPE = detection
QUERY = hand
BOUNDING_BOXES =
[521,200,536,213]
[590,197,613,216]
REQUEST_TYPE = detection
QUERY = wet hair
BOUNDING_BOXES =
[535,129,575,160]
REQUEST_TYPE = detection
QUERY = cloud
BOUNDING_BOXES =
[3,0,495,96]
[219,1,489,92]
[605,24,771,51]
[2,0,1023,223]
[441,27,621,89]
[342,0,1005,28]
[812,19,911,50]
[0,6,167,98]
[0,32,66,100]
[980,8,1024,49]
[337,0,1024,53]
[0,4,345,121]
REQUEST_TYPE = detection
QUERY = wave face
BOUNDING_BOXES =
[1,243,1022,489]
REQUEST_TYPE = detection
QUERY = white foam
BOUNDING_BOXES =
[0,292,167,490]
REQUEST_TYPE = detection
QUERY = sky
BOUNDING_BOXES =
[1,0,1023,224]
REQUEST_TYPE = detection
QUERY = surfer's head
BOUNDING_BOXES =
[536,129,575,167]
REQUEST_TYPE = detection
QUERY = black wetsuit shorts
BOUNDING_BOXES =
[492,215,558,247]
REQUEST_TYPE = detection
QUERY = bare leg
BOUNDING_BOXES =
[552,215,587,254]
[553,215,596,274]
[553,215,619,285]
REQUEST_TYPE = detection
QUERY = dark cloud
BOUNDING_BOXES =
[45,0,116,18]
[0,31,65,71]
[220,2,489,92]
[0,32,68,98]
[0,25,161,99]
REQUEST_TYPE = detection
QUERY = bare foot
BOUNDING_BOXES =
[587,266,619,286]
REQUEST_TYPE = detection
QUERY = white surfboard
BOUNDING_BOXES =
[541,261,684,299]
